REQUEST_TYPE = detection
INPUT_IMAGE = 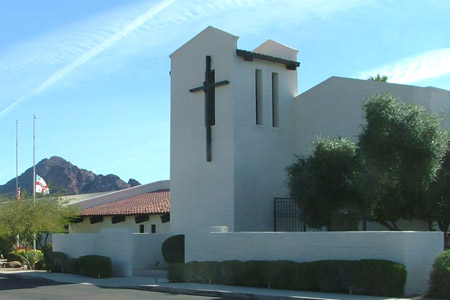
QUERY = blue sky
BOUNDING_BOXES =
[1,0,449,186]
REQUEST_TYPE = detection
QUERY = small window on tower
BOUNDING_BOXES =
[255,69,263,125]
[151,224,156,233]
[139,224,144,233]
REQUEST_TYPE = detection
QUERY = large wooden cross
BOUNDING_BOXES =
[189,56,229,162]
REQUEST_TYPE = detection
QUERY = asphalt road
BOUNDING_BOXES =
[0,276,228,300]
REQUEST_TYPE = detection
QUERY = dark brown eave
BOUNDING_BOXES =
[236,49,300,70]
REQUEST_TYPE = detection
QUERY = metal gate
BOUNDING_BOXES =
[274,198,305,232]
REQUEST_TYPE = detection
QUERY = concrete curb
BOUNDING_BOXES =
[0,272,330,300]
[134,285,328,300]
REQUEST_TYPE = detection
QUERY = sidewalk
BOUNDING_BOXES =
[0,269,423,300]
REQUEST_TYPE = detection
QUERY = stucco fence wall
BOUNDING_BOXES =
[186,230,444,296]
[52,229,171,277]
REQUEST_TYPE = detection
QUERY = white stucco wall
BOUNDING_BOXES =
[185,231,444,296]
[69,215,170,234]
[53,229,171,277]
[53,229,133,276]
[232,44,298,231]
[52,233,99,259]
[132,233,171,271]
[170,27,237,234]
[294,77,450,156]
[170,26,300,233]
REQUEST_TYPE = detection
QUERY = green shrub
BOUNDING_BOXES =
[6,251,24,264]
[62,258,79,274]
[316,260,353,293]
[239,261,270,287]
[266,261,295,289]
[168,259,406,297]
[290,261,321,291]
[44,251,68,272]
[0,235,15,257]
[196,261,221,283]
[77,255,112,278]
[18,250,44,270]
[161,235,185,264]
[427,250,450,299]
[353,259,406,296]
[220,260,242,285]
[34,259,45,270]
[168,263,185,282]
[182,261,204,282]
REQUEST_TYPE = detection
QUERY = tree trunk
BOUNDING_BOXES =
[376,220,395,231]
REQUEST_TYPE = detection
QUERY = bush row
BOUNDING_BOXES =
[44,252,112,278]
[169,259,407,297]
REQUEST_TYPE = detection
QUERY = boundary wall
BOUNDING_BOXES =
[186,230,443,296]
[53,229,171,276]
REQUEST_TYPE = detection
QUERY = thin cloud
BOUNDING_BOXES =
[0,0,365,119]
[360,48,450,84]
[0,0,174,119]
[93,153,150,173]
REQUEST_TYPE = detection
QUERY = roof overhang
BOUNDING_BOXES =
[236,49,300,70]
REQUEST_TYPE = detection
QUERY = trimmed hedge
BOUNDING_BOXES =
[44,251,69,272]
[168,259,407,297]
[62,258,80,275]
[44,252,110,278]
[427,250,450,299]
[77,255,112,278]
[161,235,185,264]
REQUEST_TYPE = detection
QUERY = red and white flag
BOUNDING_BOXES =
[36,174,49,195]
[16,183,21,200]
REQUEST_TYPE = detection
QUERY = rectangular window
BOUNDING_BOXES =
[255,69,263,125]
[139,224,144,233]
[272,73,279,127]
[151,224,156,233]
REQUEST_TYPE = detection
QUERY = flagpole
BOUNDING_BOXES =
[33,114,36,251]
[16,120,19,197]
[16,120,20,248]
[33,115,36,202]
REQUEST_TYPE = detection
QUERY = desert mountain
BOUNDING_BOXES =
[0,156,140,197]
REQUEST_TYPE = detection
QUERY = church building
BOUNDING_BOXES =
[54,27,447,293]
[169,26,450,234]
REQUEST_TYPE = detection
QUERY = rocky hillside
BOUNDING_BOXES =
[0,156,140,196]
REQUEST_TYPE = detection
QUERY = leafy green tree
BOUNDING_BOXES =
[287,137,363,230]
[0,195,79,248]
[368,74,388,82]
[358,93,448,230]
[0,234,15,257]
[426,144,450,247]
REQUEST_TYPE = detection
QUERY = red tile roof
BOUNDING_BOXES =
[79,189,170,217]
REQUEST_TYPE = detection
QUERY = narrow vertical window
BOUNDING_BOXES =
[151,224,156,233]
[255,69,263,125]
[272,73,279,127]
[139,224,144,233]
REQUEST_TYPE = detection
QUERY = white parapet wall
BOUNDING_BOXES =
[132,233,172,271]
[185,231,444,296]
[53,229,170,277]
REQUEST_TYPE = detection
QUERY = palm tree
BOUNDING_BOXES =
[368,74,388,82]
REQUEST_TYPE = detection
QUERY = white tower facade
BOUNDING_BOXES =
[170,27,299,233]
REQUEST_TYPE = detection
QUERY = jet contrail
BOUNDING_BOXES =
[0,0,174,119]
